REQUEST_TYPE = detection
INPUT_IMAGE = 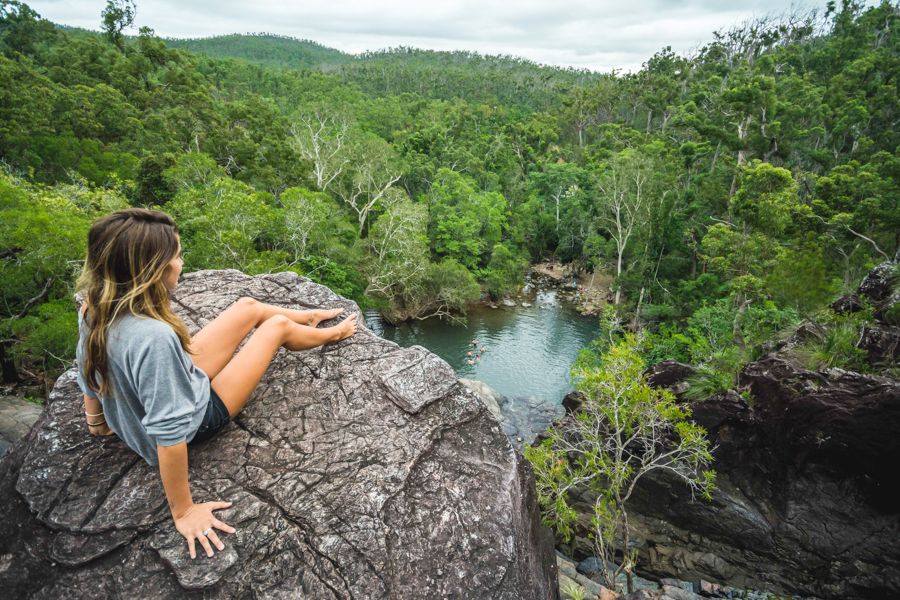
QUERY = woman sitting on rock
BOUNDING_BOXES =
[75,208,358,561]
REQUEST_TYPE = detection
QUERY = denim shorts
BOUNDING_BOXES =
[189,386,230,446]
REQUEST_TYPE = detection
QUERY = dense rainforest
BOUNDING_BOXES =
[0,0,897,395]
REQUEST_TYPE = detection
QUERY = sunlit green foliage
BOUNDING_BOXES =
[526,335,715,591]
[0,171,128,378]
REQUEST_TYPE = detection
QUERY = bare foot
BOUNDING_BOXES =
[305,307,344,327]
[332,314,358,341]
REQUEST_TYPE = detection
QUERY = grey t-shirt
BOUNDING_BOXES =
[75,309,211,465]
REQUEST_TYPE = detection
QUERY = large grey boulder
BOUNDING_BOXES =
[459,378,504,420]
[0,269,557,599]
[0,395,42,456]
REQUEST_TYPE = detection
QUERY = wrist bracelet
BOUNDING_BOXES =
[85,411,104,417]
[87,419,107,427]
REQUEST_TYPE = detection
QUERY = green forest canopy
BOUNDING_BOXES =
[0,0,897,390]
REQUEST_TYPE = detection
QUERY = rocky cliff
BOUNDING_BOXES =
[566,263,900,599]
[0,269,558,599]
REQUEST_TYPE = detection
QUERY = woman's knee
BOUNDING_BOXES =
[234,296,263,324]
[234,296,259,311]
[258,314,293,341]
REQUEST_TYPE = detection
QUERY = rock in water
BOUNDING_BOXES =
[0,270,557,599]
[459,378,504,421]
[459,379,564,448]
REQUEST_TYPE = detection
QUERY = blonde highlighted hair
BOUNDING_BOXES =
[75,208,192,397]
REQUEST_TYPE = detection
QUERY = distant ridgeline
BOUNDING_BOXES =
[165,33,355,71]
[165,33,595,111]
[0,1,897,397]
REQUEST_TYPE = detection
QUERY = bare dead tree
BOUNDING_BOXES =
[289,111,350,193]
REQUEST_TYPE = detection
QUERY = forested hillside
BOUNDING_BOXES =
[1,0,897,392]
[165,33,353,70]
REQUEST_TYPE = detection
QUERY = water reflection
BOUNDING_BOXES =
[367,287,600,405]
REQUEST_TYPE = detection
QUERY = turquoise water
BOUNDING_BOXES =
[366,286,600,404]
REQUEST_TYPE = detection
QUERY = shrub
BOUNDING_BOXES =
[526,335,715,593]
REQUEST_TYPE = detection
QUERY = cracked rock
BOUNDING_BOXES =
[0,269,557,599]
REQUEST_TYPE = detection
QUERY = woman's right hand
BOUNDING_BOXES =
[173,501,236,559]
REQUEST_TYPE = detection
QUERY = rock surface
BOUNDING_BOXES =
[824,262,899,368]
[460,378,564,448]
[0,395,42,456]
[459,378,503,421]
[0,269,558,599]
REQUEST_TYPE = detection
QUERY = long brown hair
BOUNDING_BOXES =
[75,208,192,397]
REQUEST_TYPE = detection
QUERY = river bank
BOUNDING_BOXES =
[527,260,613,316]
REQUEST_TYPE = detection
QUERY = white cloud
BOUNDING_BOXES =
[23,0,872,72]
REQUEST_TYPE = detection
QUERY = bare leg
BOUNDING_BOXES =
[190,297,345,379]
[210,313,358,418]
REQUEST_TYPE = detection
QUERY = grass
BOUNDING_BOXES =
[682,346,746,402]
[682,367,737,401]
[793,313,869,372]
[560,581,586,600]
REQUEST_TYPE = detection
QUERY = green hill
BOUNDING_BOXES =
[340,46,596,111]
[165,33,353,70]
[163,34,597,111]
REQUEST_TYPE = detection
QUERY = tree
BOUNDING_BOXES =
[0,172,127,383]
[364,188,429,303]
[415,258,481,322]
[525,335,715,593]
[730,161,798,237]
[593,150,657,305]
[100,0,135,51]
[335,133,402,236]
[637,47,685,133]
[165,175,283,274]
[812,154,900,283]
[528,162,589,236]
[702,161,801,300]
[427,168,508,270]
[0,1,57,57]
[483,243,527,299]
[280,186,339,261]
[289,109,350,193]
[721,69,777,196]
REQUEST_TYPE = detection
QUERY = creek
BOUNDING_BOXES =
[365,277,600,439]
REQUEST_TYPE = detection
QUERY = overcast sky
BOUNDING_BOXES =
[25,0,872,72]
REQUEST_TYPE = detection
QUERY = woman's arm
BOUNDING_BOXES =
[84,394,114,436]
[157,442,236,559]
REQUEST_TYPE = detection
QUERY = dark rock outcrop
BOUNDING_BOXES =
[645,361,697,397]
[631,343,897,594]
[859,323,900,365]
[858,262,898,311]
[830,261,899,366]
[0,270,557,599]
[561,390,587,414]
[565,264,900,599]
[830,293,863,314]
[645,361,696,389]
[618,356,900,599]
